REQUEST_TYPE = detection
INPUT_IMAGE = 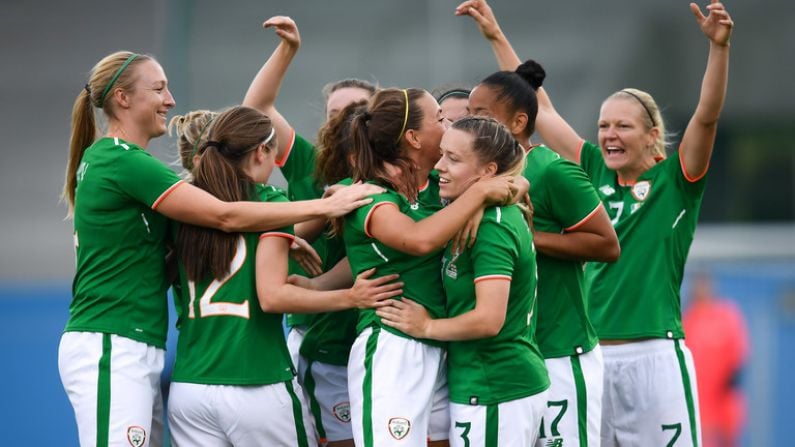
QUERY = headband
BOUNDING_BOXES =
[262,127,276,146]
[192,116,216,156]
[100,53,139,105]
[437,89,470,103]
[396,89,410,145]
[620,90,656,127]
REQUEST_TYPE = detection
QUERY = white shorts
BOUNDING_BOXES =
[58,331,164,447]
[449,391,548,447]
[167,379,316,447]
[348,327,449,447]
[287,326,306,373]
[300,359,353,443]
[601,339,701,447]
[536,346,604,447]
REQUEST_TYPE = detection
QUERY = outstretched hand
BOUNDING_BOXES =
[455,0,502,41]
[264,16,301,49]
[690,0,733,46]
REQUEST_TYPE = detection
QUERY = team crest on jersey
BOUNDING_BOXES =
[388,417,411,440]
[333,401,351,422]
[444,253,460,279]
[127,426,146,447]
[599,184,616,197]
[631,181,651,201]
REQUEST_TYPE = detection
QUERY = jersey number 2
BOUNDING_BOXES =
[188,236,250,319]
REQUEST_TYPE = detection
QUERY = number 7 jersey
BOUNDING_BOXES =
[579,141,708,340]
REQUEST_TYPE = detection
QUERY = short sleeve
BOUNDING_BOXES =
[578,140,604,180]
[544,160,602,230]
[470,215,517,282]
[279,132,316,182]
[346,187,402,238]
[114,149,182,208]
[256,185,295,239]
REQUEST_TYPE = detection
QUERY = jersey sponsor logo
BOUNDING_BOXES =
[599,184,615,197]
[388,417,411,440]
[410,202,420,210]
[333,401,351,423]
[631,180,651,201]
[126,426,146,447]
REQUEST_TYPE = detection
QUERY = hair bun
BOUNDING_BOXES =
[515,59,546,91]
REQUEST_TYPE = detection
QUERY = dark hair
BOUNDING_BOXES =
[452,116,525,176]
[479,59,546,138]
[176,106,275,281]
[349,88,425,201]
[316,99,368,185]
[432,83,471,104]
[322,78,377,105]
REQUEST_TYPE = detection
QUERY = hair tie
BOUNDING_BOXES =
[192,116,216,156]
[100,53,139,105]
[620,90,656,127]
[84,84,92,95]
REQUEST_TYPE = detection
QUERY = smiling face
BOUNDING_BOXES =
[409,91,450,170]
[434,128,491,200]
[124,59,175,139]
[597,97,658,179]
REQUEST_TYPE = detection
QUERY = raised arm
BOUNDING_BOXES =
[457,0,584,163]
[242,16,300,162]
[680,0,733,180]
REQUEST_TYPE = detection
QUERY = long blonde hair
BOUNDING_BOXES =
[63,51,153,214]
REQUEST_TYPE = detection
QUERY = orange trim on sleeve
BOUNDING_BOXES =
[473,274,512,284]
[151,180,185,210]
[364,202,399,239]
[575,139,586,165]
[274,128,297,168]
[564,203,601,232]
[259,232,296,244]
[679,144,709,183]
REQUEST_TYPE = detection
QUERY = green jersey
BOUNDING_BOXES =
[171,185,295,385]
[343,177,445,344]
[442,206,549,405]
[278,132,338,328]
[66,137,182,348]
[580,141,707,340]
[524,145,601,358]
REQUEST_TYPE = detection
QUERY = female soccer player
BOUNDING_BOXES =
[241,17,378,446]
[458,3,620,444]
[377,116,551,447]
[344,88,515,447]
[59,50,380,447]
[463,1,734,444]
[167,106,403,447]
[432,84,471,123]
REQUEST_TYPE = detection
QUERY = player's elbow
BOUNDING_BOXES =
[257,286,284,313]
[476,315,506,338]
[600,236,621,263]
[403,237,443,256]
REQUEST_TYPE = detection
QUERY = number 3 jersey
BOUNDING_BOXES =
[171,185,296,386]
[579,141,707,340]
